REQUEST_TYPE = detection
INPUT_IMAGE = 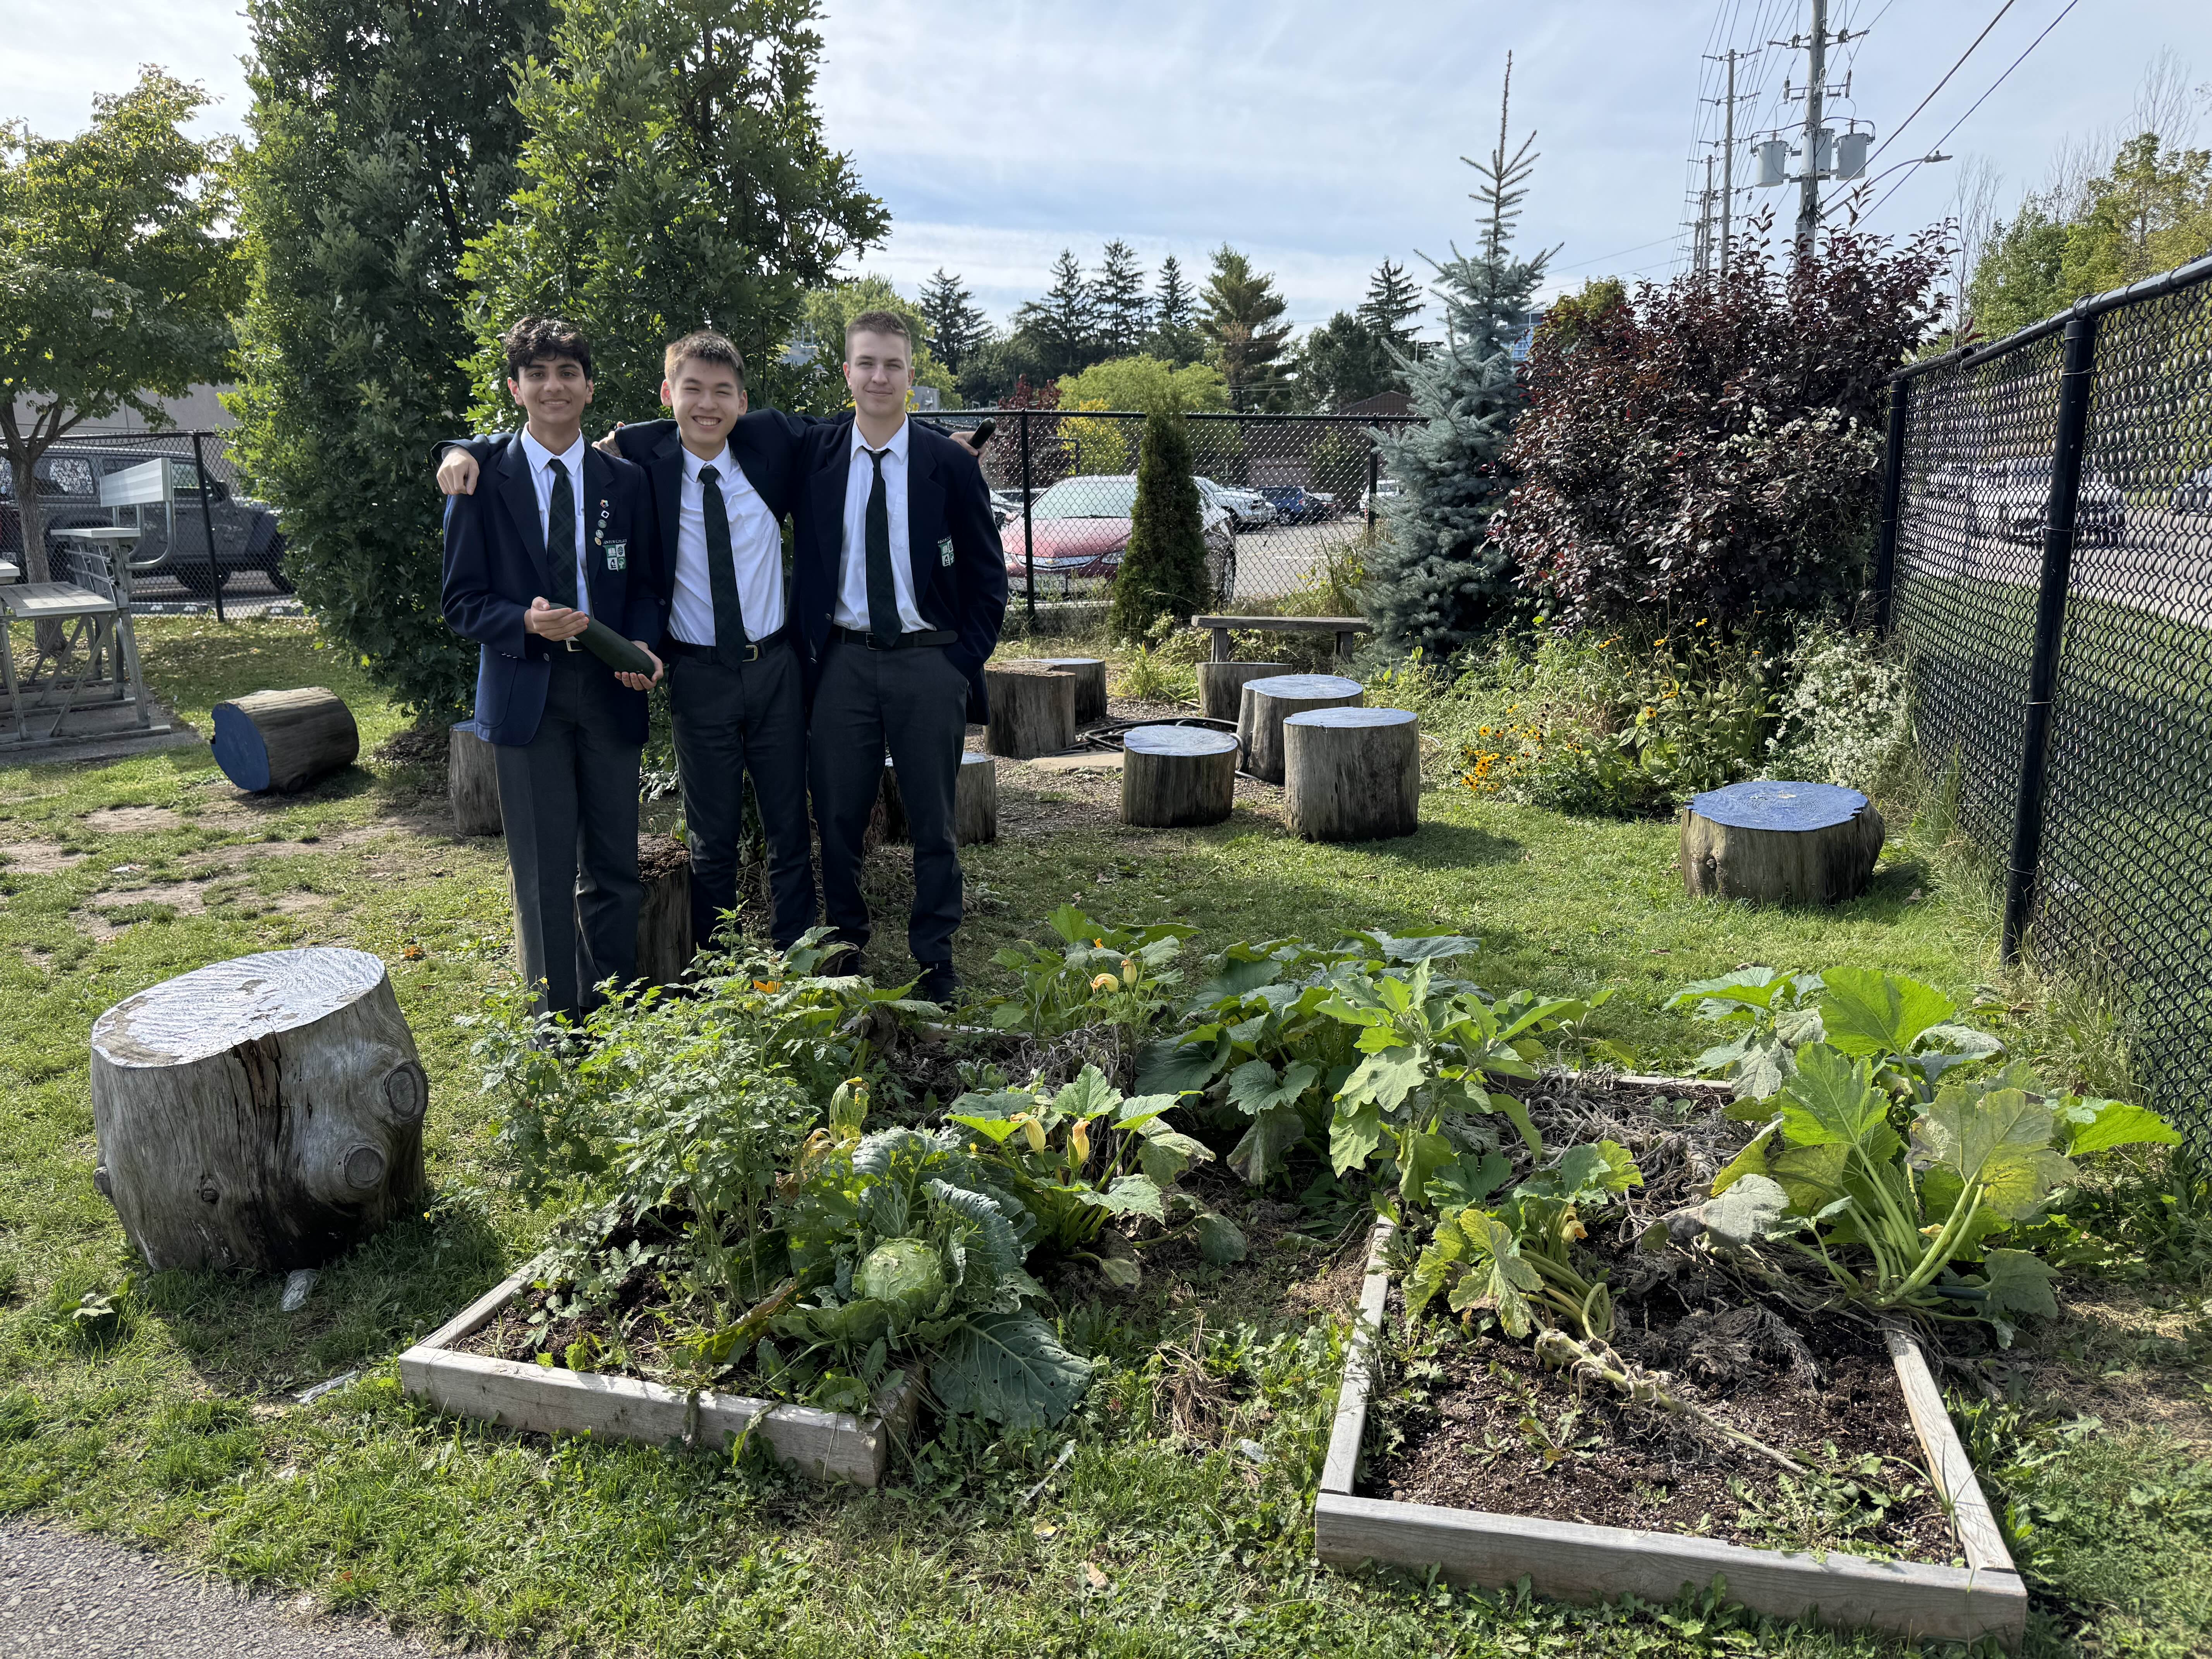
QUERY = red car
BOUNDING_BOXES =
[1000,474,1236,599]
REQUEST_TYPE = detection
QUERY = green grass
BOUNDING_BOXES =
[0,616,2205,1657]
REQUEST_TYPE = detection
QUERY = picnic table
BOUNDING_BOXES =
[1191,614,1372,663]
[1,528,154,747]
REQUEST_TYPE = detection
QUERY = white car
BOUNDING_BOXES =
[1198,478,1276,528]
[1360,477,1404,515]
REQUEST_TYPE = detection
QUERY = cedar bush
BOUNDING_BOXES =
[1109,398,1211,640]
[1498,217,1948,633]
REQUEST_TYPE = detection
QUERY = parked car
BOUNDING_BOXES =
[2169,467,2212,513]
[1197,477,1276,528]
[1001,473,1236,600]
[989,489,1024,527]
[1962,457,2125,545]
[0,449,287,597]
[1259,485,1332,525]
[1360,477,1404,515]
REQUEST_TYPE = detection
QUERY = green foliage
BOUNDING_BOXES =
[233,0,548,715]
[1,69,239,582]
[1765,625,1915,797]
[1144,252,1206,369]
[459,0,886,431]
[1198,245,1293,411]
[983,904,1193,1039]
[916,266,990,375]
[1108,398,1215,637]
[793,273,957,409]
[1056,354,1230,414]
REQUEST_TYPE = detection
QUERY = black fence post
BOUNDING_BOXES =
[2001,310,2098,966]
[1365,446,1380,531]
[1872,376,1909,635]
[191,430,225,624]
[1018,407,1035,623]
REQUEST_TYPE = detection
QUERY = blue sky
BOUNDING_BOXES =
[5,1,2205,333]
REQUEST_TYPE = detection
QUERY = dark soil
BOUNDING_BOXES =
[1363,1078,1962,1565]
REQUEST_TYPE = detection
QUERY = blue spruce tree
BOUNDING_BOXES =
[1369,55,1549,657]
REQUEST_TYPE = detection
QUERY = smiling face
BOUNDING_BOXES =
[843,327,915,427]
[663,353,747,457]
[507,354,594,447]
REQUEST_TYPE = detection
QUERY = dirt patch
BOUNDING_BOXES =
[373,725,451,769]
[0,842,87,874]
[82,806,181,835]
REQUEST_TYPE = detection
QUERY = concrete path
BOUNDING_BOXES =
[0,1523,457,1657]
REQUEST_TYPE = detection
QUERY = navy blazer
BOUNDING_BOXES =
[440,440,662,747]
[792,417,1008,720]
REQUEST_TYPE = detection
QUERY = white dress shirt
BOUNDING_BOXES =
[669,443,783,645]
[833,417,928,633]
[519,426,591,616]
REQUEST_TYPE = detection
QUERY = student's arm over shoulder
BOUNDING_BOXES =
[432,431,515,462]
[608,419,676,464]
[440,486,530,659]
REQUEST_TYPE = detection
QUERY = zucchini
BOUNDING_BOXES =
[576,616,656,677]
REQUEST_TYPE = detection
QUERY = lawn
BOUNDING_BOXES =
[0,615,2206,1657]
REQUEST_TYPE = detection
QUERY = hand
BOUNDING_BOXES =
[524,596,589,641]
[436,448,480,496]
[615,645,663,691]
[592,422,625,458]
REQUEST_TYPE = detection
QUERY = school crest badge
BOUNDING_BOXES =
[603,539,627,571]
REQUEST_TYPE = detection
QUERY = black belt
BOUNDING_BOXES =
[663,630,788,663]
[833,625,957,649]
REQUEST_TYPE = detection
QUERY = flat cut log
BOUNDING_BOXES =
[1284,706,1419,840]
[89,948,427,1272]
[1680,780,1884,905]
[1236,672,1363,785]
[1121,725,1238,827]
[1027,657,1108,724]
[450,721,503,836]
[985,663,1077,759]
[1197,659,1291,721]
[635,834,694,985]
[209,687,358,793]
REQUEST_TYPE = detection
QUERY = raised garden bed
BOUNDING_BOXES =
[1318,1222,2026,1644]
[398,1263,922,1486]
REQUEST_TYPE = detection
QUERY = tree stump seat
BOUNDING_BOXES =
[1236,672,1364,785]
[1284,706,1420,841]
[1013,657,1108,725]
[449,721,503,836]
[1197,659,1291,721]
[1680,781,1884,905]
[879,752,998,845]
[1121,725,1238,827]
[209,687,359,794]
[985,663,1077,759]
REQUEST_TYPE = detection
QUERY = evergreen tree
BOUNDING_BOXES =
[1146,254,1206,366]
[1358,257,1425,346]
[1010,249,1101,380]
[232,0,548,715]
[1108,395,1211,639]
[1198,244,1293,410]
[460,0,886,429]
[918,266,990,374]
[1368,54,1548,658]
[1091,238,1152,358]
[1298,311,1396,410]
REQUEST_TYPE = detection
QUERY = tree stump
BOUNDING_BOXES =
[878,752,997,845]
[1034,657,1108,724]
[985,663,1077,759]
[208,687,358,794]
[1284,707,1420,841]
[1680,781,1885,905]
[1121,725,1238,827]
[450,721,503,836]
[1236,672,1364,785]
[636,833,694,985]
[89,948,427,1273]
[1198,659,1290,721]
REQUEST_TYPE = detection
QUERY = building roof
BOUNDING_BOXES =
[1337,390,1415,419]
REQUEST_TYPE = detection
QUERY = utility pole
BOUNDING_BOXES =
[1697,154,1716,278]
[1702,47,1746,275]
[1798,0,1827,252]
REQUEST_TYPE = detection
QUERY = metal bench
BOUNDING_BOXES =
[1191,613,1373,663]
[0,530,153,747]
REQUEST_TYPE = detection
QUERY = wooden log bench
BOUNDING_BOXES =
[1680,780,1884,906]
[1236,672,1364,785]
[210,687,359,794]
[1121,725,1238,827]
[985,662,1077,759]
[1285,706,1419,841]
[1192,613,1372,664]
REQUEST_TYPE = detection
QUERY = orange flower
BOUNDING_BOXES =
[754,979,782,993]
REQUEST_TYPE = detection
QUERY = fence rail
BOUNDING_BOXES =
[1879,251,2212,1149]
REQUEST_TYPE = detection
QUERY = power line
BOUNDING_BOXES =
[1865,0,2085,219]
[1865,0,2019,168]
[1553,233,1687,275]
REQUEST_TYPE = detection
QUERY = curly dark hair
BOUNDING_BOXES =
[502,316,593,381]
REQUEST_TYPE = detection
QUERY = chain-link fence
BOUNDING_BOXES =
[1878,251,2212,1149]
[0,429,299,619]
[922,408,1417,613]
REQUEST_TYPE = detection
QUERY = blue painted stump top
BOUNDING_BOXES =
[1284,706,1416,731]
[209,702,273,792]
[1688,780,1869,831]
[1245,673,1362,701]
[1125,724,1239,757]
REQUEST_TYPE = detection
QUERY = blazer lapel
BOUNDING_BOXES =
[727,424,781,514]
[582,447,616,617]
[495,441,553,595]
[651,431,684,567]
[905,434,945,617]
[811,444,852,586]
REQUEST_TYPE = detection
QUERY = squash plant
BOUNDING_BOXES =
[981,904,1195,1038]
[947,1065,1245,1285]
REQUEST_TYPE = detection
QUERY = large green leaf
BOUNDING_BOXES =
[1398,1125,1456,1208]
[1328,1098,1384,1176]
[1228,1106,1305,1185]
[1817,968,1954,1059]
[1775,1044,1890,1151]
[1193,1211,1249,1264]
[2057,1097,2183,1156]
[1709,1123,1777,1196]
[1053,1066,1120,1122]
[1353,928,1481,964]
[1137,1129,1212,1187]
[1225,1058,1318,1117]
[1445,1212,1542,1338]
[1767,1142,1851,1214]
[1537,1140,1642,1203]
[1976,1249,2060,1320]
[931,1311,1093,1428]
[1071,1174,1166,1221]
[1133,1037,1222,1097]
[1481,1088,1545,1158]
[1911,1083,2074,1222]
[1341,1046,1426,1113]
[1426,1151,1510,1212]
[1689,1173,1790,1245]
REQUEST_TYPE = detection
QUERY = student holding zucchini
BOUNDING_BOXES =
[440,316,664,1024]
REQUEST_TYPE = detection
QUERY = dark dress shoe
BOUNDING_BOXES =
[916,962,959,1007]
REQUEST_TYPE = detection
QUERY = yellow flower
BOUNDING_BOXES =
[1014,1114,1048,1153]
[1091,972,1120,992]
[1069,1120,1091,1166]
[753,979,782,993]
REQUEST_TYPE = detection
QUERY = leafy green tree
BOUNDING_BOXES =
[1146,254,1206,367]
[794,275,955,409]
[460,0,887,431]
[1010,249,1100,381]
[955,334,1049,407]
[1367,60,1546,656]
[234,0,548,714]
[1108,397,1211,639]
[917,267,991,375]
[1297,311,1396,410]
[1,70,237,586]
[1965,207,2069,338]
[1091,239,1152,358]
[1056,354,1228,413]
[1199,245,1293,410]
